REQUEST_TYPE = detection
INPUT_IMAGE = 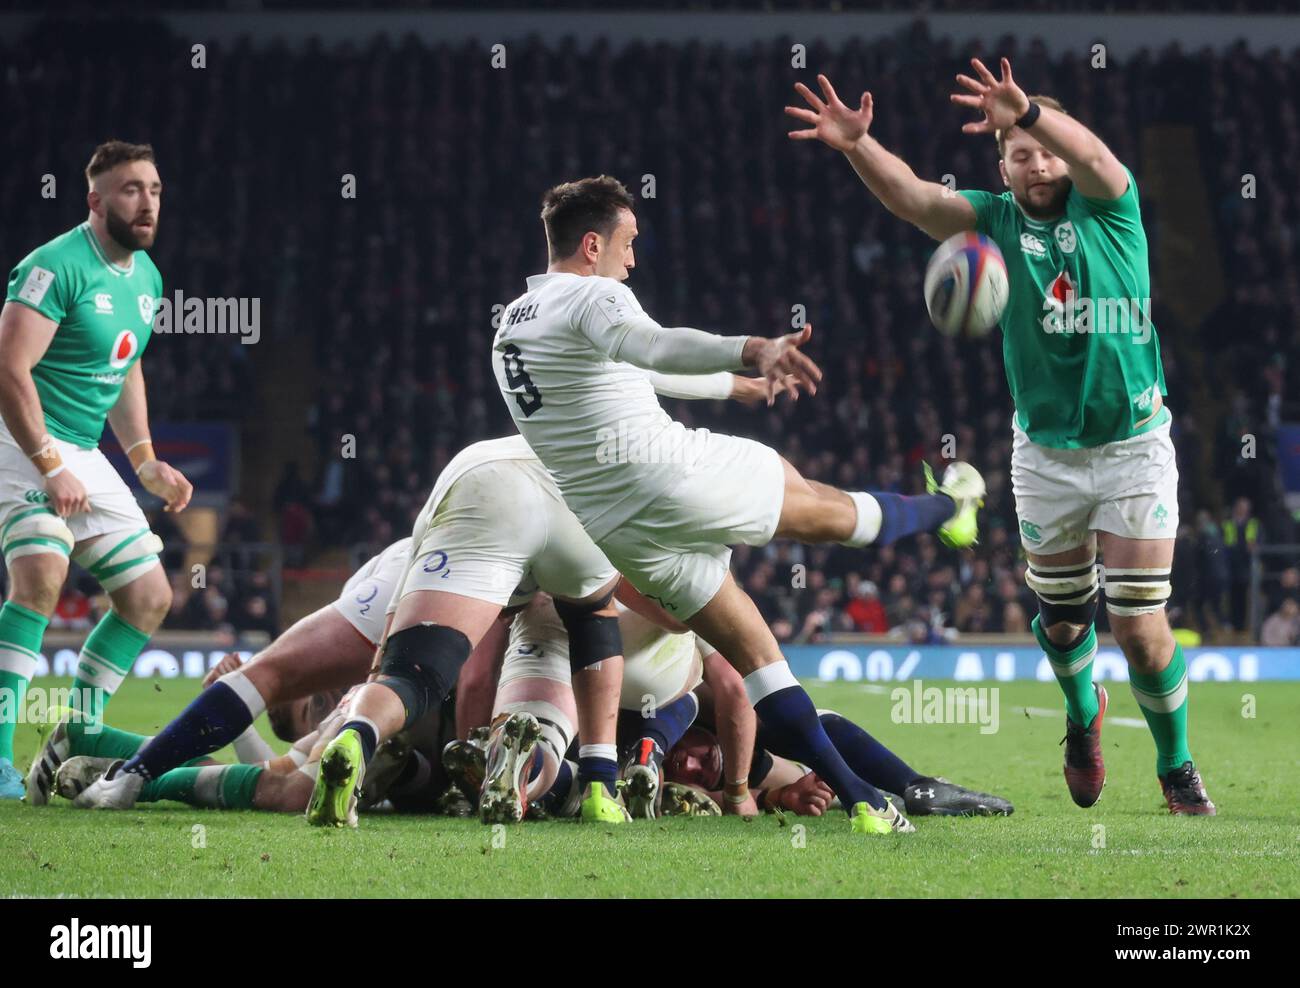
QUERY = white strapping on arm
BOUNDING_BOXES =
[232,724,277,764]
[641,369,734,401]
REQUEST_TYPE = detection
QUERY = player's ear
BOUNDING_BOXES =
[998,159,1010,189]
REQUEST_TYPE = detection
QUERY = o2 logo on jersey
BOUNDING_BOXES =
[422,550,451,577]
[109,330,139,369]
[354,581,379,615]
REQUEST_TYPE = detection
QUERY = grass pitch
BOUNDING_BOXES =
[2,676,1296,898]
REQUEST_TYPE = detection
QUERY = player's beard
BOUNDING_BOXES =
[1015,177,1070,220]
[105,205,157,251]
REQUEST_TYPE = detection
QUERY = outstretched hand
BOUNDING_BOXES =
[786,73,873,152]
[950,57,1031,134]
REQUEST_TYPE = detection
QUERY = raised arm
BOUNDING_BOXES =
[787,73,976,241]
[952,57,1128,200]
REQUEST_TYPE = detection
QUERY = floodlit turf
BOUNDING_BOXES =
[2,676,1297,898]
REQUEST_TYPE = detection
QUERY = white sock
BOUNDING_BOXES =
[742,661,800,705]
[578,743,617,763]
[219,669,268,719]
[841,492,883,547]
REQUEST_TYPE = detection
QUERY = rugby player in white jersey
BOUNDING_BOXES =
[493,176,986,834]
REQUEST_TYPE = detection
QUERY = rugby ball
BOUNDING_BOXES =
[923,232,1008,338]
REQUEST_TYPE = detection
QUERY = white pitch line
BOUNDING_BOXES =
[1016,705,1147,728]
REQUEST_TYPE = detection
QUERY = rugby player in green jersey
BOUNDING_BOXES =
[787,60,1214,814]
[0,141,192,799]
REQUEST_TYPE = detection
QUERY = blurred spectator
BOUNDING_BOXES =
[1260,598,1300,646]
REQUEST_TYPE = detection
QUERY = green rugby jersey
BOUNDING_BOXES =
[959,166,1167,449]
[5,222,161,449]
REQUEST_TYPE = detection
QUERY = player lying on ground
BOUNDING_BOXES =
[36,537,415,805]
[0,141,192,799]
[464,590,1011,821]
[493,175,985,834]
[43,632,499,814]
[787,63,1213,814]
[45,684,446,814]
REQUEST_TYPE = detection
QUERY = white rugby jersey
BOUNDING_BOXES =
[491,272,745,541]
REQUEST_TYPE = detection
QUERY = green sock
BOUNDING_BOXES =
[71,610,150,721]
[67,719,150,761]
[1129,642,1192,776]
[0,601,50,762]
[1034,616,1099,727]
[140,763,263,809]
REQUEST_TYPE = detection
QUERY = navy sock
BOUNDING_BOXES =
[753,685,887,812]
[341,720,378,764]
[817,713,919,795]
[627,692,698,756]
[124,681,255,781]
[872,492,955,546]
[578,752,618,795]
[535,759,576,814]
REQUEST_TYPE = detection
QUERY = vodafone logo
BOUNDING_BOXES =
[109,330,139,369]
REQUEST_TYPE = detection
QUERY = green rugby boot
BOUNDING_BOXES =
[307,728,366,828]
[924,460,985,549]
[579,781,631,824]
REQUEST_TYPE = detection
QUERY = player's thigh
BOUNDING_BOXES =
[242,604,377,704]
[0,432,74,589]
[333,539,410,648]
[531,493,619,604]
[599,528,732,621]
[684,571,784,676]
[391,505,534,641]
[1025,538,1098,572]
[1011,424,1095,555]
[390,590,504,647]
[1090,423,1180,545]
[775,457,856,543]
[674,433,786,547]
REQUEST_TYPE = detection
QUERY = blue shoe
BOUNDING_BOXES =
[0,757,25,800]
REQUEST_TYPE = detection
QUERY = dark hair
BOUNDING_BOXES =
[266,702,297,743]
[540,175,635,261]
[85,140,156,182]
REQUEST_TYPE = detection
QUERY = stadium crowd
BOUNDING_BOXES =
[1,18,1297,642]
